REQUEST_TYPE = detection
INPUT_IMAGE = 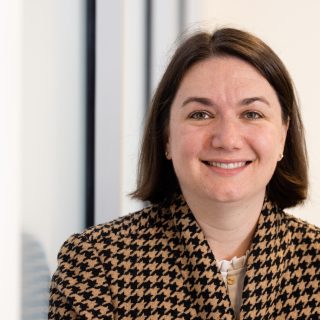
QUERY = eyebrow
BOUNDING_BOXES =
[181,96,270,107]
[182,97,214,107]
[241,96,270,106]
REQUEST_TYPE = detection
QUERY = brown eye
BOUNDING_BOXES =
[243,111,263,120]
[189,111,211,120]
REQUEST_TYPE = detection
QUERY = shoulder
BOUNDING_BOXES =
[60,202,173,257]
[89,202,172,241]
[280,210,319,249]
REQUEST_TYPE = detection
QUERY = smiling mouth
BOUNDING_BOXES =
[204,161,252,169]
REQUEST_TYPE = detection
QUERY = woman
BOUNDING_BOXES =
[49,28,319,319]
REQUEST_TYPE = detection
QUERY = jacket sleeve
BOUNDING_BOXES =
[48,232,114,319]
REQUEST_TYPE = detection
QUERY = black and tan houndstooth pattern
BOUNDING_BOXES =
[49,195,320,319]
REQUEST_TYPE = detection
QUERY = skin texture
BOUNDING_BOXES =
[166,56,288,260]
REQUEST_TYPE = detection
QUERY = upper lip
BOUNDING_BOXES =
[202,159,253,163]
[202,159,253,169]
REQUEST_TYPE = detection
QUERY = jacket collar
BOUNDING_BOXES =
[242,200,290,316]
[168,194,289,318]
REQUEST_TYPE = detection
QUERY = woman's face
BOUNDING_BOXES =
[166,56,288,206]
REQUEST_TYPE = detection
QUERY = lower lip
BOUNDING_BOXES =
[204,162,250,176]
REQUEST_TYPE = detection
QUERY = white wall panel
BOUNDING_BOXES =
[0,1,22,317]
[151,0,182,93]
[21,0,86,318]
[121,0,146,216]
[22,0,86,272]
[95,0,146,221]
[95,0,124,223]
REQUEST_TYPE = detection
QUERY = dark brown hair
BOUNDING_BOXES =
[132,27,308,209]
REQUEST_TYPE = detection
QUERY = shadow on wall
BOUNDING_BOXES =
[22,233,50,320]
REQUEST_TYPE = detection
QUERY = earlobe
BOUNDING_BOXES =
[165,139,171,159]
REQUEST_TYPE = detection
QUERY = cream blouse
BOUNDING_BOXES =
[216,253,248,319]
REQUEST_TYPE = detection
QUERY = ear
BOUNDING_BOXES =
[280,117,290,153]
[165,133,172,160]
[165,140,171,159]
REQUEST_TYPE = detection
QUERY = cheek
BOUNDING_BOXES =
[169,126,204,159]
[251,128,284,161]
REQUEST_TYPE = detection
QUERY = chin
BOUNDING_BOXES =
[206,187,266,205]
[211,195,243,204]
[205,190,244,203]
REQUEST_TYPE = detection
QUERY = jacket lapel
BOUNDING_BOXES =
[240,200,289,319]
[169,195,288,319]
[171,195,235,319]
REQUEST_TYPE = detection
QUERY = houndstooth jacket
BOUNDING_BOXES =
[49,195,320,319]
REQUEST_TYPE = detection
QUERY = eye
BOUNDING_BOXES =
[189,111,212,120]
[243,111,263,120]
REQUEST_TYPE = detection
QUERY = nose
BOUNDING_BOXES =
[211,118,243,150]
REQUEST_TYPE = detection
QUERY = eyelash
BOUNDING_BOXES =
[243,111,263,120]
[188,110,264,121]
[189,111,212,120]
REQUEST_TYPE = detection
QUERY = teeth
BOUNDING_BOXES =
[208,161,246,169]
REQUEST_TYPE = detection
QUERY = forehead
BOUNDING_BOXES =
[180,56,270,91]
[170,55,281,110]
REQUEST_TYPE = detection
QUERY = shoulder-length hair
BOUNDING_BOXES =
[131,27,308,209]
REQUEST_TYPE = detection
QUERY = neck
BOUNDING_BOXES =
[184,192,265,261]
